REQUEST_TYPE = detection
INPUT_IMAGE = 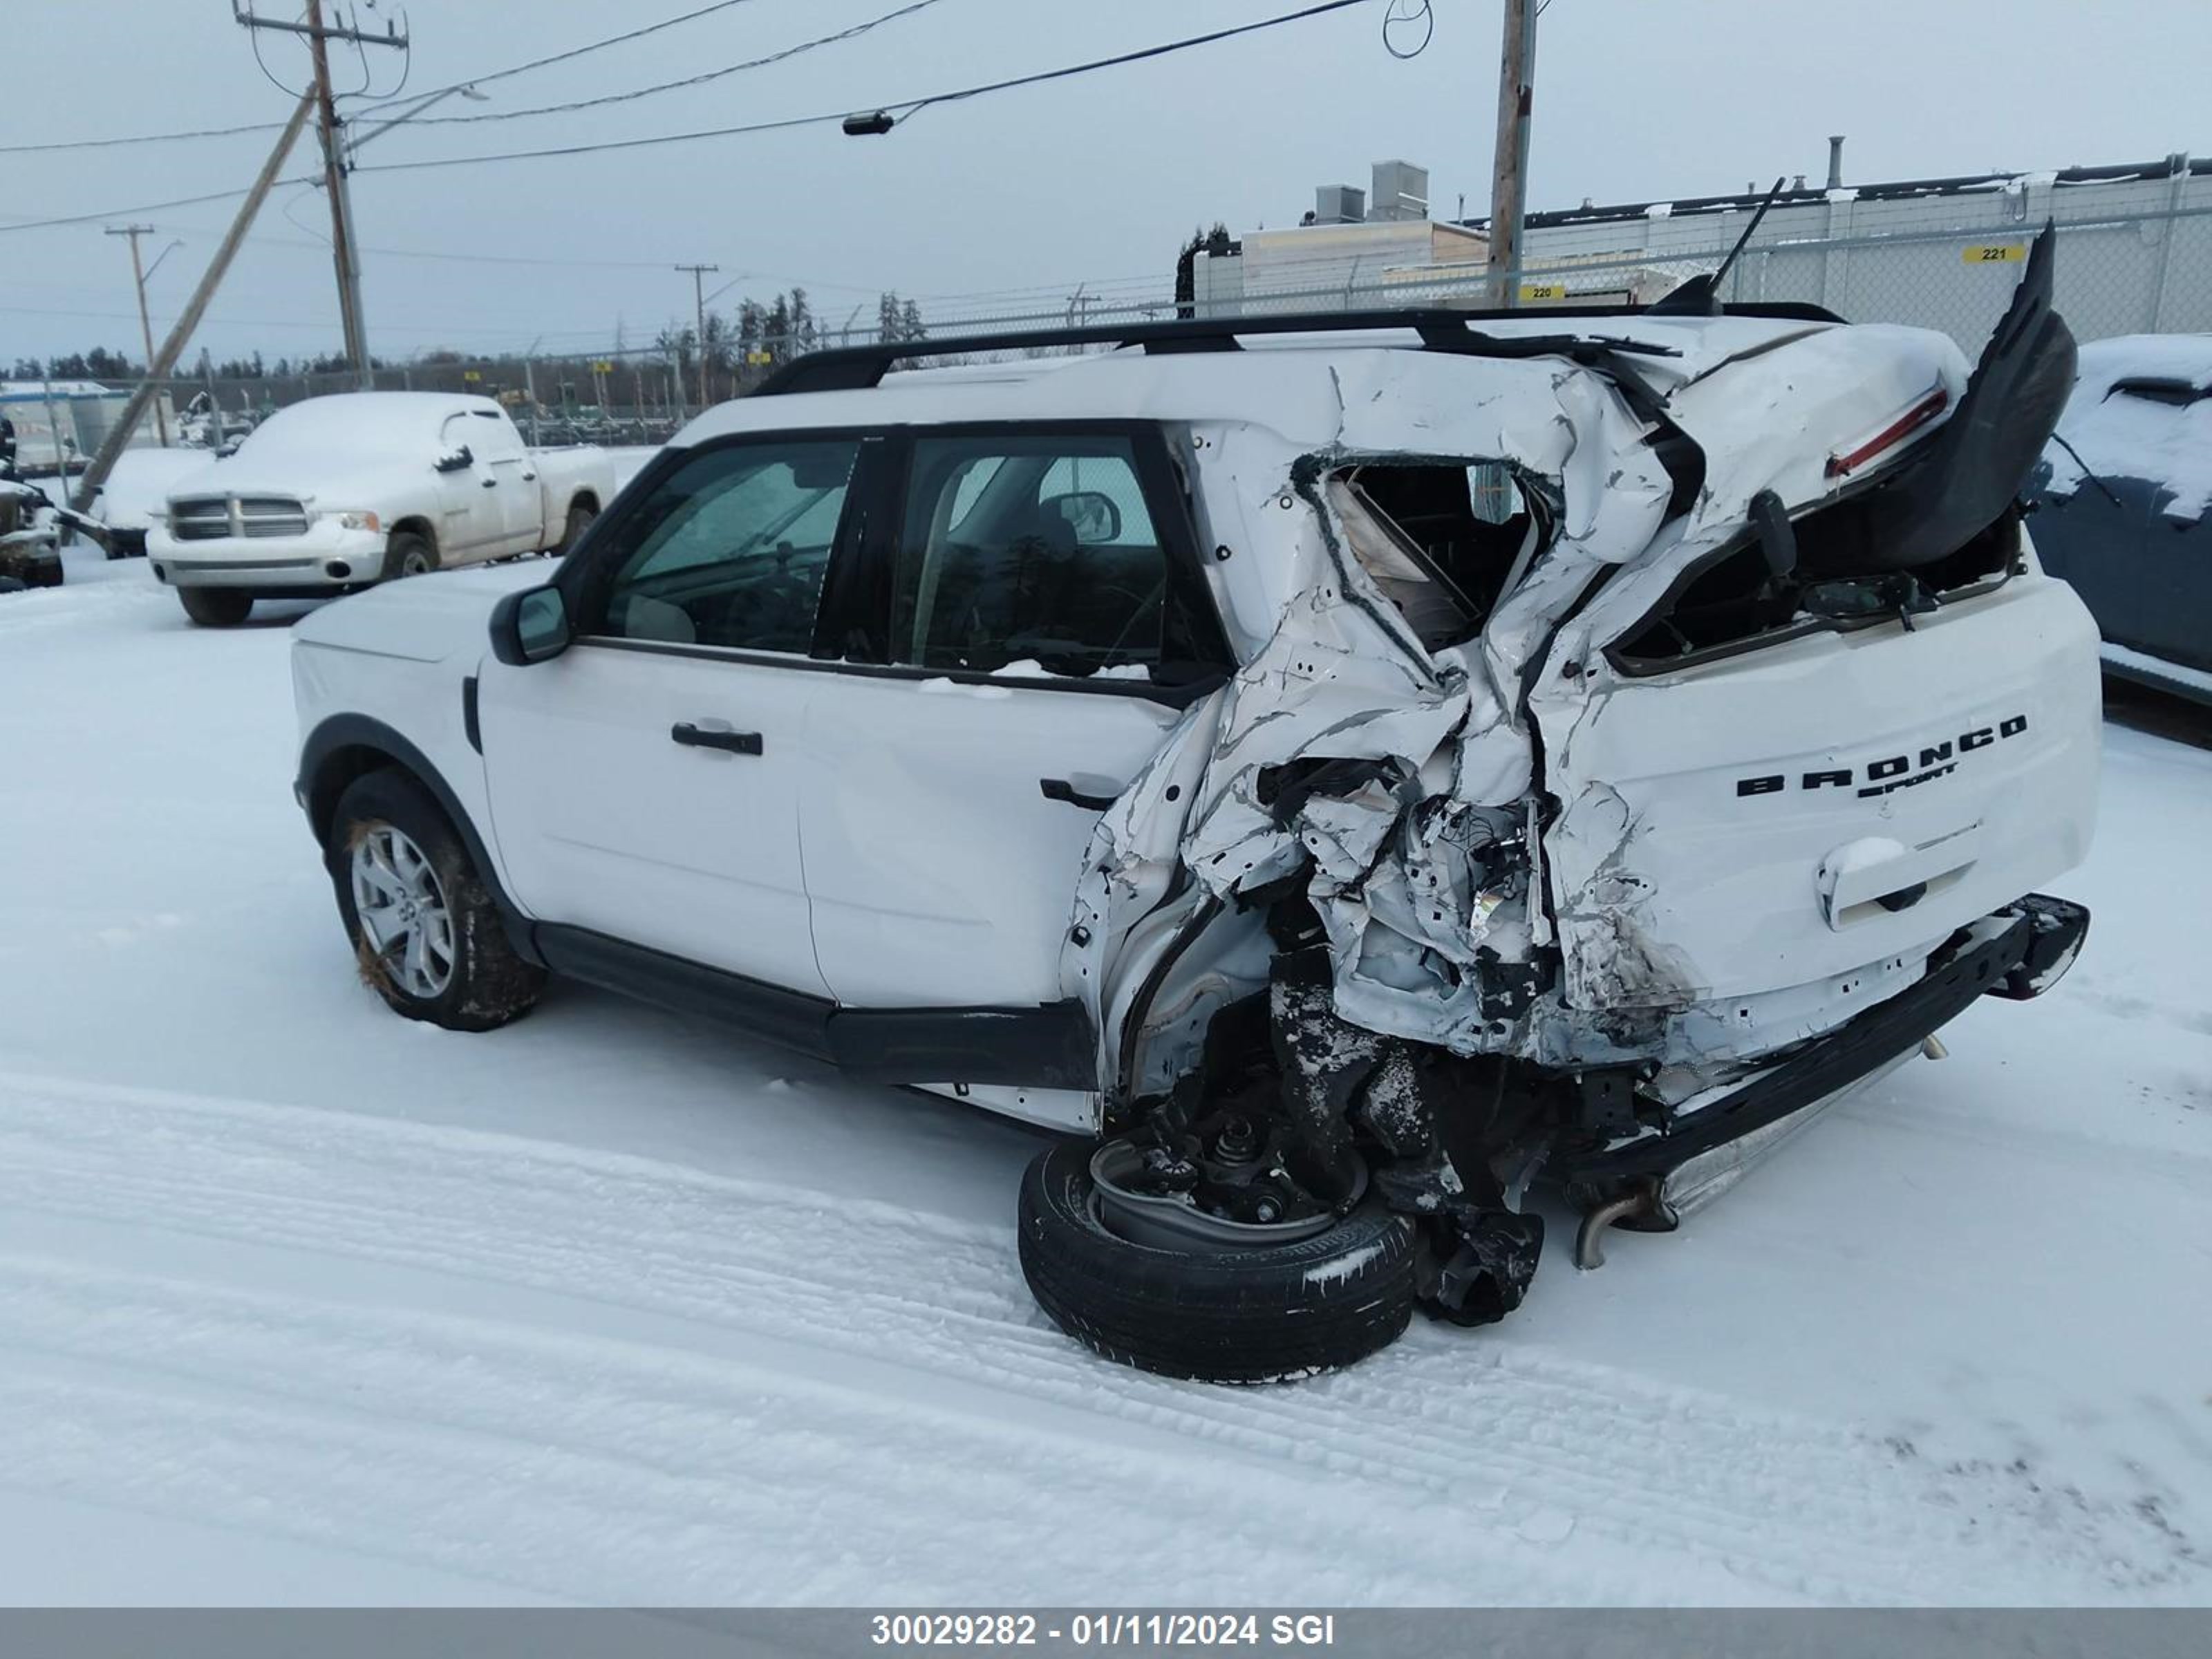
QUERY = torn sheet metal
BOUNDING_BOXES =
[1063,347,1677,1093]
[1058,315,2095,1104]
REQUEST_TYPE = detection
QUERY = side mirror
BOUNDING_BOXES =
[489,583,573,666]
[1043,489,1123,545]
[434,444,475,474]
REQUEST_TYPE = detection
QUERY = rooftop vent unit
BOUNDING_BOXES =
[1313,184,1367,226]
[1369,158,1430,222]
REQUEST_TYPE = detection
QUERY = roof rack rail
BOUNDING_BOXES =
[748,300,1841,397]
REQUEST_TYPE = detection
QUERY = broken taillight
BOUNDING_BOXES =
[1826,387,1950,478]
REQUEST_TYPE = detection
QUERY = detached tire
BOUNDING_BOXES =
[179,586,252,626]
[1018,1141,1416,1383]
[328,768,544,1032]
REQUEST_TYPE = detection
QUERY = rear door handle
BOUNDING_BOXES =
[1040,776,1121,812]
[672,721,763,756]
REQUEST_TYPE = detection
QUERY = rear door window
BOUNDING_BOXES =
[888,432,1216,679]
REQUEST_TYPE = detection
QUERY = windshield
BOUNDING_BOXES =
[235,398,463,466]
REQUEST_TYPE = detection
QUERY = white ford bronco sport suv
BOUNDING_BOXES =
[292,241,2097,1382]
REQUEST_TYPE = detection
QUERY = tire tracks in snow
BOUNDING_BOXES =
[0,1070,2195,1604]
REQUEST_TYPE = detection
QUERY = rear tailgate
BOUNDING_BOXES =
[1537,568,2099,1009]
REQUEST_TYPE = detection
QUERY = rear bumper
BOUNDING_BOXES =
[1555,894,2089,1185]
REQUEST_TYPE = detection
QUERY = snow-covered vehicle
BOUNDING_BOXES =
[0,478,64,590]
[290,247,2097,1382]
[150,392,618,626]
[80,446,214,559]
[2032,333,2212,704]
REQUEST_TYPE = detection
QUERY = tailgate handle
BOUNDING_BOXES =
[672,722,763,756]
[1819,824,1980,930]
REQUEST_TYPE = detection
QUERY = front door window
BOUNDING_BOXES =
[588,438,860,655]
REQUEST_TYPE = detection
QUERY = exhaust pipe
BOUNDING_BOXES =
[1574,1177,1675,1271]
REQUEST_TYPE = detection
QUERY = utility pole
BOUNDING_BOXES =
[1486,0,1537,308]
[235,1,405,389]
[105,225,171,445]
[677,263,719,407]
[73,93,317,510]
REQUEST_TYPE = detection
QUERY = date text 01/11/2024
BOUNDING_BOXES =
[868,1612,1340,1647]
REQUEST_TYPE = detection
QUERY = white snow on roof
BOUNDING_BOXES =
[2043,333,2212,519]
[234,391,499,461]
[1,381,119,400]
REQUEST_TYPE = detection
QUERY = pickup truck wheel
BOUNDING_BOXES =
[178,587,252,626]
[558,501,597,554]
[1017,1139,1417,1383]
[328,769,544,1032]
[382,532,438,580]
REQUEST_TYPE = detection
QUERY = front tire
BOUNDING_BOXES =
[328,769,544,1032]
[1018,1141,1417,1383]
[558,500,597,554]
[178,586,252,626]
[382,530,438,581]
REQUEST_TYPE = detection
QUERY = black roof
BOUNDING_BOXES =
[750,302,1840,399]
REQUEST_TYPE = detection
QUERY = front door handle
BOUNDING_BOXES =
[1040,776,1120,812]
[482,476,498,488]
[672,722,763,756]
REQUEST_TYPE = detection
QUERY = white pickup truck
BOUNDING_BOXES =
[149,392,621,626]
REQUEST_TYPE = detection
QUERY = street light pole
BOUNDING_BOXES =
[105,223,171,445]
[71,91,317,512]
[677,264,719,407]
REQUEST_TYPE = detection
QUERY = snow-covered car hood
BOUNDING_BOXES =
[2038,332,2212,522]
[292,563,550,663]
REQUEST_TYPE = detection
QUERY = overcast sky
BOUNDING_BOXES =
[6,0,2209,366]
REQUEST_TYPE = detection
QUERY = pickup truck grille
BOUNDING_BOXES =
[169,497,232,541]
[169,494,310,540]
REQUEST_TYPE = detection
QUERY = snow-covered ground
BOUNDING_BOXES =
[2,552,2208,1606]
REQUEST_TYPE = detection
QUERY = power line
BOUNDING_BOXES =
[352,0,773,112]
[0,185,312,235]
[0,118,286,156]
[0,0,773,154]
[892,0,1376,126]
[2,2,1381,238]
[385,0,947,127]
[350,0,1380,174]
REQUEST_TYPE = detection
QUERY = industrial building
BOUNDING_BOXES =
[1190,149,2212,350]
